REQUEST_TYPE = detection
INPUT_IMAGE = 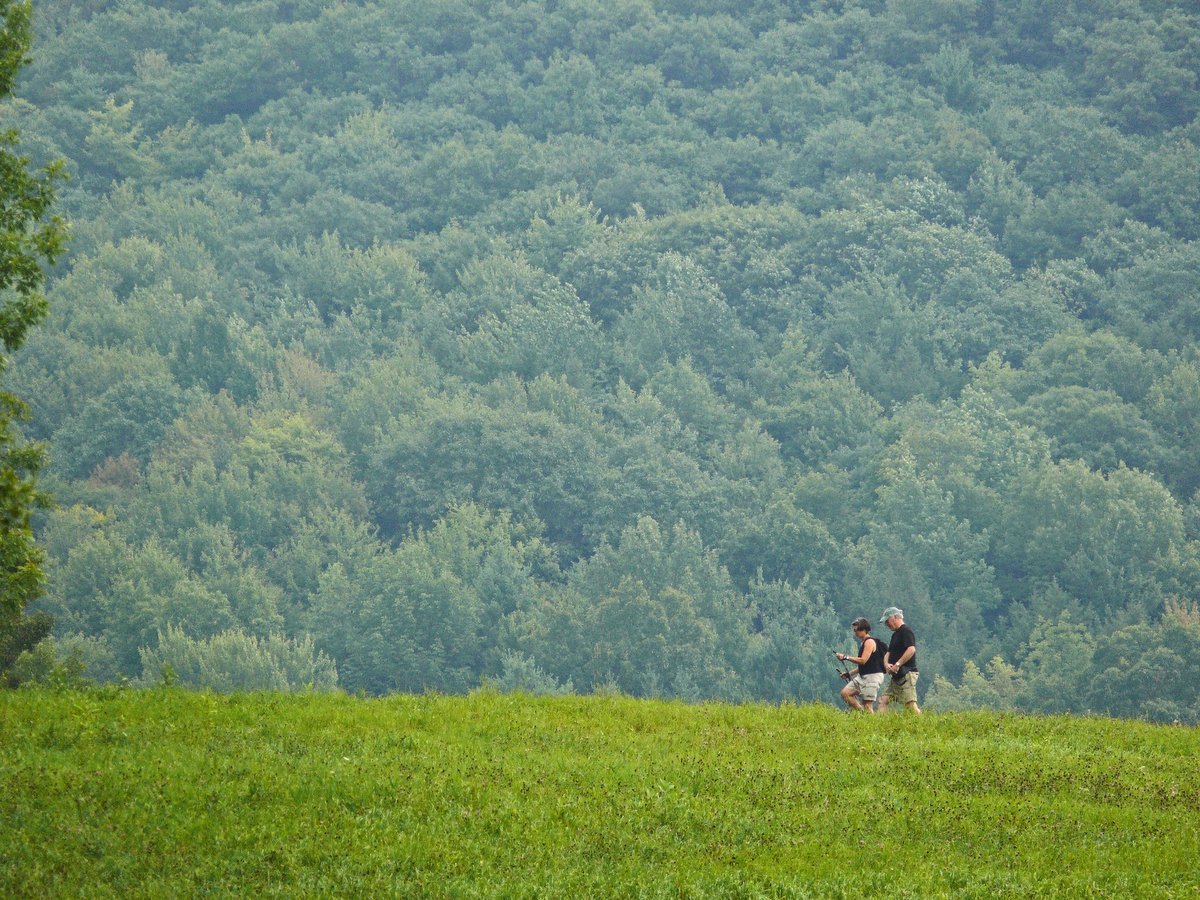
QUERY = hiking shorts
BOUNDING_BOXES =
[849,672,885,702]
[884,671,919,705]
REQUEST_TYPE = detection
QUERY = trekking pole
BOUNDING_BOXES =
[832,651,852,680]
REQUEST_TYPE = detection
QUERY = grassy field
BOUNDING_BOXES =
[2,688,1197,898]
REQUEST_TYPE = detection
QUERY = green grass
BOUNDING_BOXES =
[2,688,1197,898]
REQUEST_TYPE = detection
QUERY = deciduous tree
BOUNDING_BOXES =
[0,0,66,677]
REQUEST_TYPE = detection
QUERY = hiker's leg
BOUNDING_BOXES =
[861,676,882,714]
[840,683,863,709]
[901,673,920,714]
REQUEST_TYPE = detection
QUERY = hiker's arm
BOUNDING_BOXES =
[839,638,874,665]
[888,646,914,672]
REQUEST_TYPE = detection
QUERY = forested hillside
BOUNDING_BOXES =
[4,0,1199,719]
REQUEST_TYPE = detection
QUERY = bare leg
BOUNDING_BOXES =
[840,683,864,710]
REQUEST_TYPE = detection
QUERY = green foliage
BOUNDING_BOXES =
[612,252,758,389]
[1,6,66,322]
[0,606,50,685]
[5,633,91,689]
[560,517,750,698]
[1099,242,1200,352]
[308,504,554,695]
[748,325,885,468]
[6,0,1200,716]
[930,603,1200,725]
[484,649,573,696]
[0,0,66,664]
[995,460,1188,623]
[136,625,337,693]
[743,577,841,702]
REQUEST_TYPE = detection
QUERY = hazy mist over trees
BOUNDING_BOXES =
[3,0,1199,721]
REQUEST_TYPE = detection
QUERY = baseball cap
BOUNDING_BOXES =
[879,606,903,623]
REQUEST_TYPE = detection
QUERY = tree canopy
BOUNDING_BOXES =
[6,0,1200,719]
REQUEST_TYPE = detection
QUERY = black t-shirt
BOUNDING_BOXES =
[858,635,887,675]
[887,624,918,674]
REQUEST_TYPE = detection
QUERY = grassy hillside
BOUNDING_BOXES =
[2,690,1197,897]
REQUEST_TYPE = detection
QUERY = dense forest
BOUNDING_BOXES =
[3,0,1199,720]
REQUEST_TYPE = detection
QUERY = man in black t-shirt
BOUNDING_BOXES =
[878,606,921,714]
